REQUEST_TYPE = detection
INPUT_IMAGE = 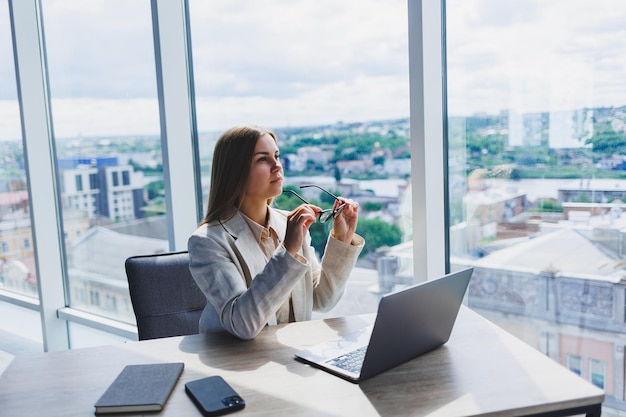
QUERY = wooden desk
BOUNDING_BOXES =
[0,307,604,416]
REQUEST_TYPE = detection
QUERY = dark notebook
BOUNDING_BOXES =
[94,362,184,414]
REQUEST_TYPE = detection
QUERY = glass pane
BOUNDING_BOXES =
[0,2,40,301]
[0,302,43,355]
[189,0,411,315]
[68,321,128,350]
[446,0,626,410]
[42,1,166,325]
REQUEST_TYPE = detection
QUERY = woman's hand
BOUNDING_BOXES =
[332,198,359,244]
[284,204,320,256]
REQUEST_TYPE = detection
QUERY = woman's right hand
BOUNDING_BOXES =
[283,204,320,256]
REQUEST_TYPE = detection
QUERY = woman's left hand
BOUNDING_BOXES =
[332,198,359,244]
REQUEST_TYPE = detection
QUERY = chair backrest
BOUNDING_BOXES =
[125,251,206,341]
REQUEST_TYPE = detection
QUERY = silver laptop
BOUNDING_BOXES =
[294,267,473,383]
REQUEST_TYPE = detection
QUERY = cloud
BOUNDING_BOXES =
[0,0,409,139]
[41,0,157,99]
[446,0,626,115]
[0,101,20,140]
[50,98,161,139]
[0,3,18,100]
[1,0,625,140]
[188,0,408,99]
[195,74,409,132]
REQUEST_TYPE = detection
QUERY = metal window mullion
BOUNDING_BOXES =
[407,0,446,281]
[9,0,69,351]
[151,0,202,251]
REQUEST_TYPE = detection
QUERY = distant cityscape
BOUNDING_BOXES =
[3,105,626,409]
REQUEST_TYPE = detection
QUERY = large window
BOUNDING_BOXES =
[41,1,166,326]
[3,0,418,353]
[0,2,38,300]
[189,0,412,314]
[0,0,42,353]
[446,0,626,410]
[13,9,626,413]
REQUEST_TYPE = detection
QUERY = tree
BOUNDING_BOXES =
[362,201,383,211]
[145,180,164,200]
[356,218,402,256]
[585,121,626,156]
[334,165,342,182]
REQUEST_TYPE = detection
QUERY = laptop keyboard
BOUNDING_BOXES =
[327,346,367,373]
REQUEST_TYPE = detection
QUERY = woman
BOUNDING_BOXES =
[188,125,364,340]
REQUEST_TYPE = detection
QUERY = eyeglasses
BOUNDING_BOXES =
[283,184,346,223]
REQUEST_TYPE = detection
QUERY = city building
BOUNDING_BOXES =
[60,157,145,221]
[68,226,168,323]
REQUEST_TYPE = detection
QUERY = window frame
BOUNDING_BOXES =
[9,0,69,351]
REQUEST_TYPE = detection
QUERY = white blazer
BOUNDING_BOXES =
[188,207,364,340]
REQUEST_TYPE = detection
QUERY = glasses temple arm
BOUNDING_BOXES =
[299,184,341,201]
[282,189,311,205]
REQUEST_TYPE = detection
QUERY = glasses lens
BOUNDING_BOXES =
[332,204,346,219]
[319,204,346,223]
[319,211,333,223]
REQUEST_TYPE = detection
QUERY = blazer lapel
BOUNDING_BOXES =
[222,212,267,287]
[268,207,287,243]
[222,208,310,320]
[270,207,310,321]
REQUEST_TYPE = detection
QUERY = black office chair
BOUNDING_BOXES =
[125,251,207,341]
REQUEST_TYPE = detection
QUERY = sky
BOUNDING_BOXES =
[0,0,625,141]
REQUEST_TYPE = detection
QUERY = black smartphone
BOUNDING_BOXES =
[185,376,245,416]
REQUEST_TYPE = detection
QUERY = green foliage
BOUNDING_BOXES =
[356,218,402,255]
[145,180,164,200]
[453,109,626,180]
[319,189,339,206]
[466,133,506,156]
[283,130,409,166]
[273,185,302,211]
[334,166,342,182]
[585,120,626,155]
[515,166,601,179]
[536,200,563,212]
[129,159,163,174]
[362,201,383,211]
[141,198,166,217]
[307,217,403,258]
[309,222,332,256]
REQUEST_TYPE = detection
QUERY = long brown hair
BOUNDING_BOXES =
[201,125,277,225]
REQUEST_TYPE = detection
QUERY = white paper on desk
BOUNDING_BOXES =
[295,325,373,363]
